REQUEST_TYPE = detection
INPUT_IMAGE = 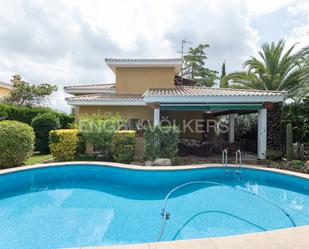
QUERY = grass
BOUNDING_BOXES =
[25,154,53,165]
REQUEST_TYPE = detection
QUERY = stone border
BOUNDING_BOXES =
[73,225,309,249]
[1,162,309,249]
[1,161,309,180]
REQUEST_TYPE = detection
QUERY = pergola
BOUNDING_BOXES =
[143,86,285,160]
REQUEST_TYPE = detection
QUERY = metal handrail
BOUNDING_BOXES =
[236,149,242,169]
[222,149,228,168]
[156,180,296,241]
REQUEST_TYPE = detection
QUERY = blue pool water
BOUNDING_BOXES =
[0,165,309,249]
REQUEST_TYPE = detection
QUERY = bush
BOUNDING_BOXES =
[267,150,282,161]
[0,103,74,128]
[79,113,125,159]
[112,130,136,163]
[291,160,305,169]
[31,113,61,154]
[144,125,179,161]
[49,129,79,161]
[282,101,309,145]
[0,121,35,167]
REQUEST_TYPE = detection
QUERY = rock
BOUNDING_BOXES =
[130,161,144,166]
[145,160,153,166]
[305,161,309,169]
[153,158,171,166]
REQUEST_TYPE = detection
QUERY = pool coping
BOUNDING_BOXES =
[71,225,309,249]
[1,160,309,180]
[1,161,309,249]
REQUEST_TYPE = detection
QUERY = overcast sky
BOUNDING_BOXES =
[0,0,309,112]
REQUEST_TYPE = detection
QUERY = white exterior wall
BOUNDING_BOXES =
[258,108,267,159]
[154,108,160,126]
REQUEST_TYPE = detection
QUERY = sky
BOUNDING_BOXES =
[0,0,309,112]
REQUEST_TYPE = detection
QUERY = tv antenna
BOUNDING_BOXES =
[177,39,193,77]
[177,39,193,58]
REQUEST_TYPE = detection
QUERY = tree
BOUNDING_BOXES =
[6,74,57,106]
[31,113,61,154]
[182,44,218,87]
[219,61,229,88]
[222,40,307,100]
[296,45,309,99]
[79,113,125,159]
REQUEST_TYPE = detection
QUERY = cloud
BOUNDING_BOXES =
[0,0,308,112]
[165,0,260,72]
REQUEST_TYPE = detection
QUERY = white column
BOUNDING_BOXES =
[258,108,267,159]
[229,114,235,143]
[154,107,160,126]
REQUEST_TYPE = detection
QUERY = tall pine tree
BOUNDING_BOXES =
[182,44,218,87]
[220,61,229,88]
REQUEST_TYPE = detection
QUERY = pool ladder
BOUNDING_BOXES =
[222,149,228,169]
[222,149,242,173]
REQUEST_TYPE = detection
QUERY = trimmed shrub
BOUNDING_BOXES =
[79,113,125,159]
[31,113,61,154]
[144,125,179,161]
[0,103,74,128]
[0,120,35,167]
[49,129,78,161]
[112,130,136,163]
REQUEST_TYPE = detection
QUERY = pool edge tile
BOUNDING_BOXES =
[265,226,309,249]
[210,232,288,249]
[68,243,150,249]
[148,238,217,249]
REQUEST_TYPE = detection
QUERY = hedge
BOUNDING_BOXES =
[0,103,74,128]
[112,130,136,163]
[49,129,79,161]
[0,121,35,167]
[31,113,61,154]
[144,125,179,161]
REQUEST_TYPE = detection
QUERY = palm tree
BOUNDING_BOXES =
[296,44,309,99]
[222,40,307,100]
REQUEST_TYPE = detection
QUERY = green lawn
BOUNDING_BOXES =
[25,154,53,165]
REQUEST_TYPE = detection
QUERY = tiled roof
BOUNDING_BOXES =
[144,86,285,97]
[0,81,12,89]
[65,86,285,105]
[64,83,115,91]
[105,58,183,74]
[66,93,143,102]
[105,58,182,63]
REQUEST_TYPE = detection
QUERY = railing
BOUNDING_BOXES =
[222,149,228,168]
[240,139,257,154]
[236,149,242,171]
[156,180,296,241]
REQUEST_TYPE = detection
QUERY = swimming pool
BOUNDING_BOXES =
[0,163,308,249]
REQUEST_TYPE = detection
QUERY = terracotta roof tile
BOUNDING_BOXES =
[144,86,285,97]
[64,83,115,91]
[66,93,143,102]
[0,81,12,89]
[105,58,182,63]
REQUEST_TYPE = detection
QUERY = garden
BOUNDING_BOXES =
[0,106,181,168]
[0,103,308,173]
